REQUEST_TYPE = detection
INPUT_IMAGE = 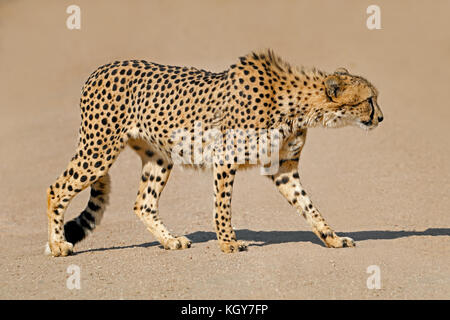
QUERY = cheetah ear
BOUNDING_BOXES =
[334,67,349,75]
[324,75,344,99]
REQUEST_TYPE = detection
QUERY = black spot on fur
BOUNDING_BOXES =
[81,210,95,222]
[88,201,101,211]
[90,188,103,197]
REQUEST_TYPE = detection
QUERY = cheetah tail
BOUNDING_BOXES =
[64,174,111,245]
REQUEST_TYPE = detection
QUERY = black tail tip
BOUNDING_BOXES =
[64,220,86,245]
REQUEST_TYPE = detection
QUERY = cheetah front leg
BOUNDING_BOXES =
[213,163,247,253]
[271,159,355,248]
[133,155,191,250]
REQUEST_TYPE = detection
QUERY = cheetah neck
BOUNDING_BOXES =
[229,50,343,137]
[265,69,339,133]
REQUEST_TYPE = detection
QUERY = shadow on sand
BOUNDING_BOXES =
[74,227,450,255]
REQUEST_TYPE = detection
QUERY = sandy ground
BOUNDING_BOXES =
[1,0,449,300]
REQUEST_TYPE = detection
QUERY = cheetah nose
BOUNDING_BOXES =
[378,116,384,123]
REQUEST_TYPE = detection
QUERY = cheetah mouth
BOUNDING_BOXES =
[357,120,377,131]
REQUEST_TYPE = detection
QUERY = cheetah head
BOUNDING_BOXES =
[322,68,383,130]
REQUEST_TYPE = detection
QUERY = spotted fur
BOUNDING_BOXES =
[46,49,383,256]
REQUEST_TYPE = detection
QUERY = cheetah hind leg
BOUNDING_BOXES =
[46,140,122,257]
[46,171,112,256]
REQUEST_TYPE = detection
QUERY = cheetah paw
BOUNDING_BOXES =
[219,240,248,253]
[45,241,74,257]
[163,236,192,250]
[325,235,355,248]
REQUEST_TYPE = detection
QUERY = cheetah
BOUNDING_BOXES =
[45,49,383,256]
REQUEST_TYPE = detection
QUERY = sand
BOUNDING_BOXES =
[0,0,449,299]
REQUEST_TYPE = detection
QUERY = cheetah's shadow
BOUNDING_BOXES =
[75,228,450,255]
[187,228,450,247]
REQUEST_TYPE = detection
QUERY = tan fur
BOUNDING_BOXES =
[46,50,382,256]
